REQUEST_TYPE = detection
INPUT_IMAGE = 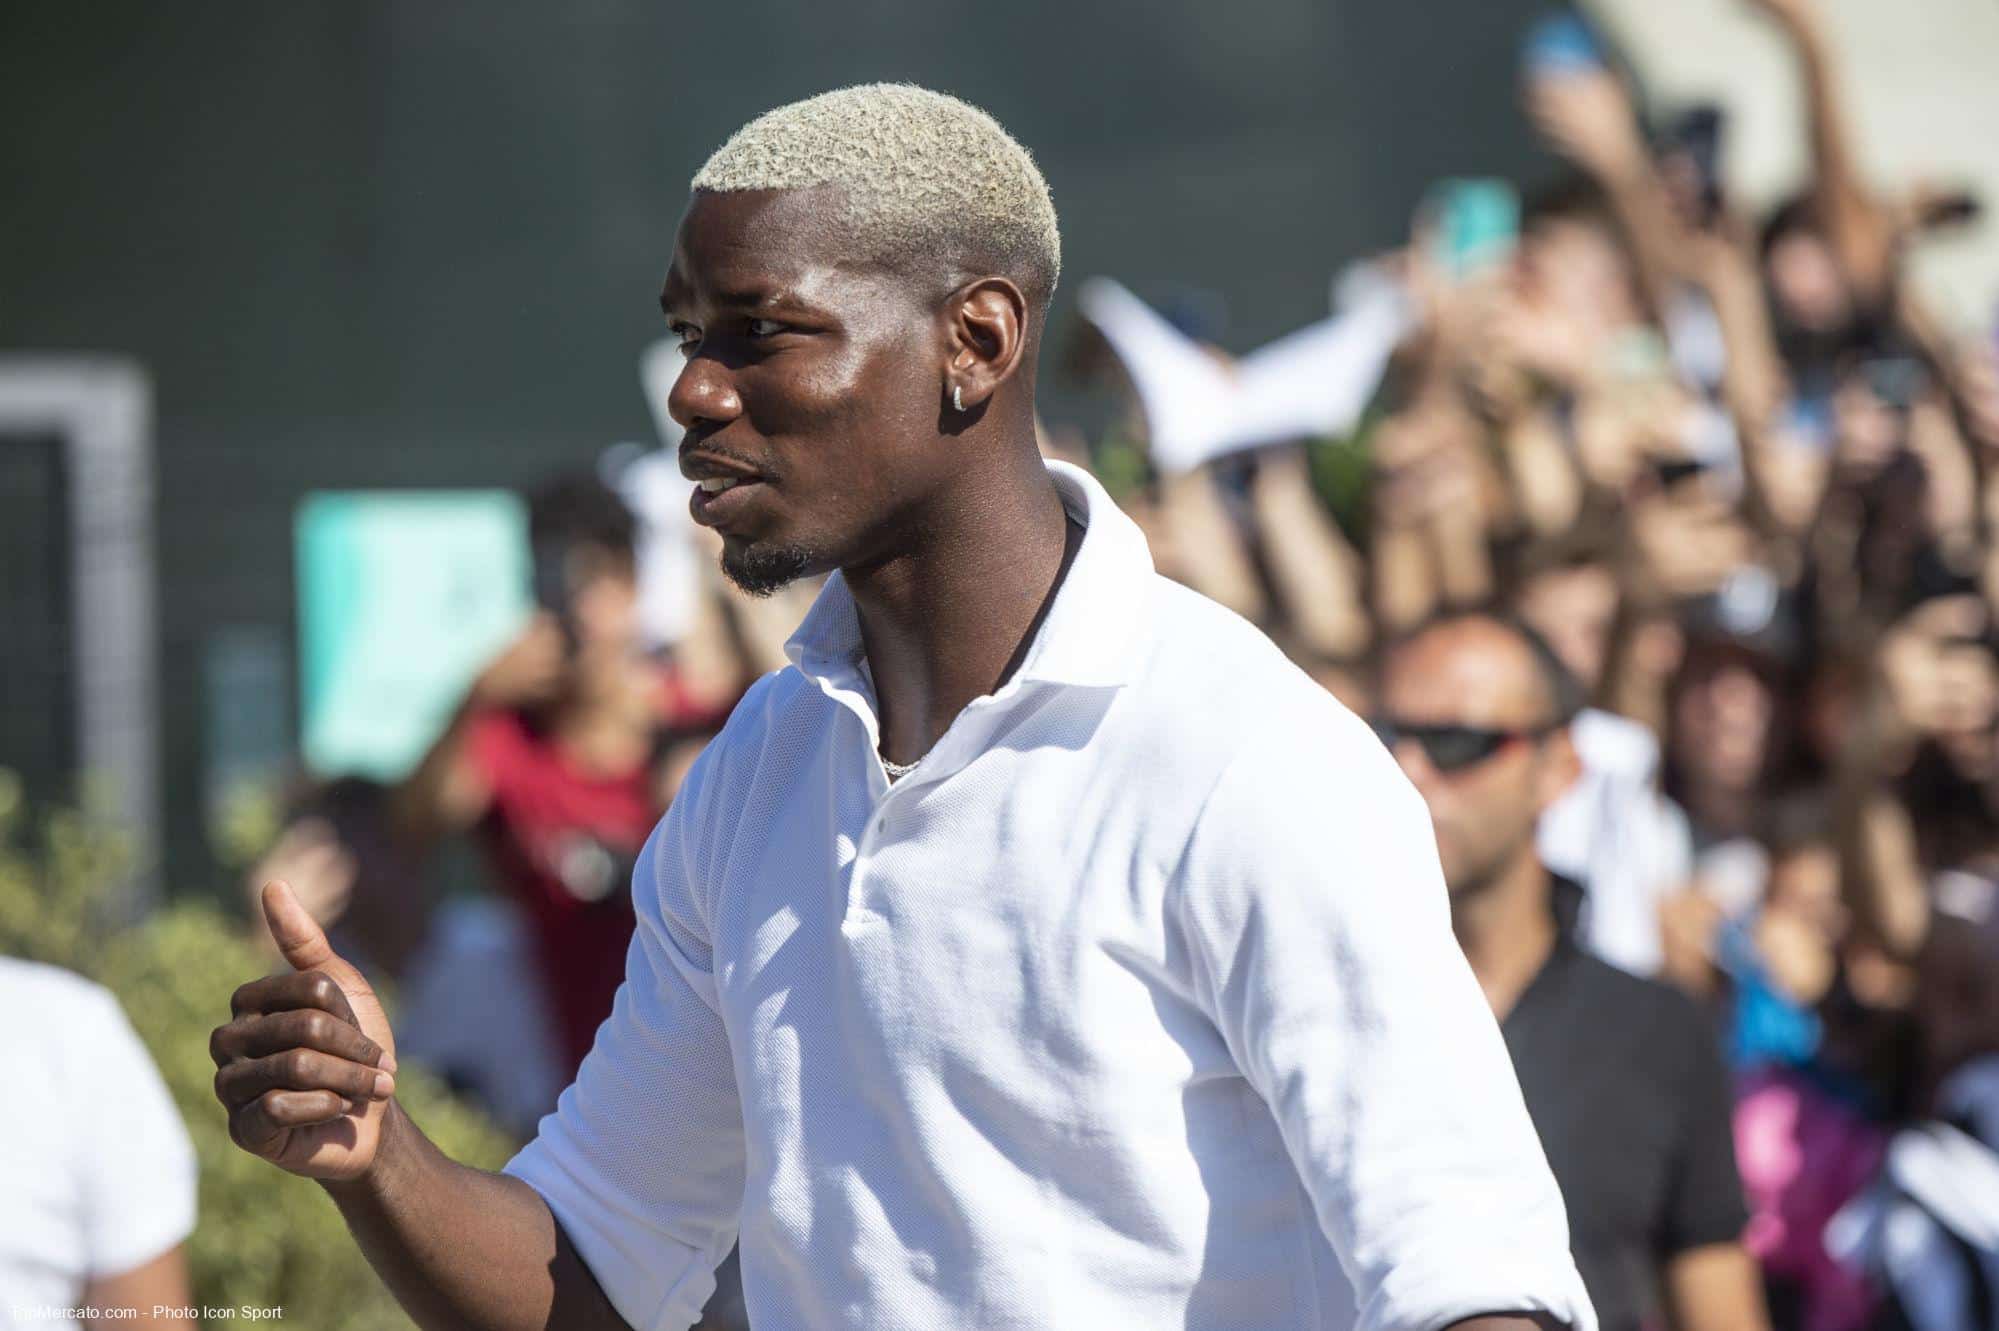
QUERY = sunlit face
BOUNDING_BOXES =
[1522,217,1641,336]
[661,187,957,594]
[1671,649,1777,796]
[1379,624,1579,896]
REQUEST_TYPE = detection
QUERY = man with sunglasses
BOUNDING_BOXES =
[1376,613,1768,1331]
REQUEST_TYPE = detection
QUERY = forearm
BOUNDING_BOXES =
[323,1101,630,1331]
[1249,448,1372,658]
[392,700,486,846]
[1158,468,1268,621]
[1783,14,1892,290]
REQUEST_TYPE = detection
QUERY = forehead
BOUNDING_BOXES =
[660,186,892,313]
[1382,625,1546,725]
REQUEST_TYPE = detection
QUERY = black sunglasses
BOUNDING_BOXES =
[1370,717,1558,773]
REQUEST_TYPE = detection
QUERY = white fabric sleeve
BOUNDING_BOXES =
[77,984,197,1278]
[503,775,747,1331]
[1173,706,1597,1331]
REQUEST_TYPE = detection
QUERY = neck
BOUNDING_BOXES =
[847,421,1074,763]
[1451,847,1558,1022]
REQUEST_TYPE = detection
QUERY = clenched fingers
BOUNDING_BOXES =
[214,1046,396,1111]
[210,1007,390,1071]
[229,970,360,1025]
[227,1089,356,1153]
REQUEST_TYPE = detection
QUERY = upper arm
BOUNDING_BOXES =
[1172,713,1596,1331]
[502,775,747,1331]
[77,989,197,1295]
[83,1244,190,1324]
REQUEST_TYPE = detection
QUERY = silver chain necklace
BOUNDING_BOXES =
[880,752,920,780]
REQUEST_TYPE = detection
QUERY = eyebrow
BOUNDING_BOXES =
[658,282,818,318]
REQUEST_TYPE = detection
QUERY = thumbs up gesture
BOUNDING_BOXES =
[209,881,400,1180]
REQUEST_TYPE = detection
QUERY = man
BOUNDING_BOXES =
[394,472,735,1078]
[1376,611,1769,1331]
[4,958,195,1326]
[210,85,1593,1331]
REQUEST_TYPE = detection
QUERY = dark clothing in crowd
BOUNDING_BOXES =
[1504,886,1750,1331]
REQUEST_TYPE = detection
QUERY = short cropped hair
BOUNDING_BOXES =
[1389,609,1588,728]
[692,83,1061,306]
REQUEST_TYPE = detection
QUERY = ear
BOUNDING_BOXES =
[1534,725,1583,815]
[943,277,1029,414]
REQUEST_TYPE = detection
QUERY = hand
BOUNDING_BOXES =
[1742,0,1815,35]
[244,818,357,953]
[470,613,569,709]
[210,881,399,1181]
[1626,483,1755,601]
[1524,66,1647,179]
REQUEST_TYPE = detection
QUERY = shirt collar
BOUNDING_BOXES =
[784,459,1155,695]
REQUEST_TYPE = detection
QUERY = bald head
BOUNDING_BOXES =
[692,83,1061,310]
[1378,613,1582,897]
[1385,613,1583,733]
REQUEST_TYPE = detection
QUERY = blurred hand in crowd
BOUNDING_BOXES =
[469,611,570,709]
[1741,0,1816,37]
[1627,475,1756,602]
[244,817,357,959]
[1524,64,1647,182]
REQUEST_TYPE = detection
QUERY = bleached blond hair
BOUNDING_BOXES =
[692,83,1061,305]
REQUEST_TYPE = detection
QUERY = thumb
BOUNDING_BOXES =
[261,878,365,988]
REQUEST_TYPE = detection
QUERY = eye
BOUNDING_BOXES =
[669,322,700,356]
[747,318,785,338]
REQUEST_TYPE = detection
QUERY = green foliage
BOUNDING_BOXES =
[0,776,515,1329]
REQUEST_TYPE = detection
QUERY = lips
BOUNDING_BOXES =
[685,462,771,528]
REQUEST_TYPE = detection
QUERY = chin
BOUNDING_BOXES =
[720,539,817,597]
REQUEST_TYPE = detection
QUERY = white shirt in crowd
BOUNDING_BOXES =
[0,958,195,1326]
[1538,707,1695,976]
[506,461,1597,1331]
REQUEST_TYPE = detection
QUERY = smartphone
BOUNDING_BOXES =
[1427,179,1520,280]
[1860,355,1927,412]
[1651,456,1710,490]
[1521,12,1604,80]
[531,538,582,653]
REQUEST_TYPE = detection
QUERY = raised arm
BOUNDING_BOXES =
[391,614,567,846]
[1248,445,1373,660]
[1747,0,1895,297]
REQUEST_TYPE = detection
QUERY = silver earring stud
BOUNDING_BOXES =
[952,384,965,413]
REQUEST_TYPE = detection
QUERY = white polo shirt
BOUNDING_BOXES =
[505,461,1596,1331]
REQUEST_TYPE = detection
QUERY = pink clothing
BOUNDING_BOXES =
[1734,1069,1886,1331]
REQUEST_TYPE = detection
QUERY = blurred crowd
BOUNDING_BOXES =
[1046,1,1999,1326]
[17,1,1999,1327]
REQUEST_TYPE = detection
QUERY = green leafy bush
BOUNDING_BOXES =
[0,775,515,1329]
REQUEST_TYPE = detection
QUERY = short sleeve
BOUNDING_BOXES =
[1173,706,1597,1331]
[76,986,197,1277]
[1657,995,1750,1253]
[503,756,747,1331]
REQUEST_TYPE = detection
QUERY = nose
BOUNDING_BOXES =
[667,354,743,433]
